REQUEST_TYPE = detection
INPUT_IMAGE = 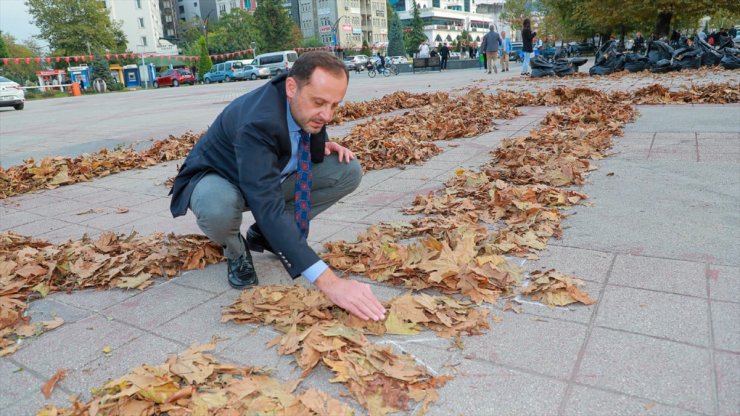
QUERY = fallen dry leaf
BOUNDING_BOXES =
[41,369,66,399]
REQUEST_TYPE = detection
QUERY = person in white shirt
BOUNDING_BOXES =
[418,41,431,58]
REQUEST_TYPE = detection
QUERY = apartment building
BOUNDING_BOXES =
[101,0,177,55]
[298,0,387,50]
[175,0,217,21]
[160,0,178,39]
[391,0,499,46]
[215,0,257,18]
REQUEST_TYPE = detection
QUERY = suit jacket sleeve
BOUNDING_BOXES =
[233,121,322,278]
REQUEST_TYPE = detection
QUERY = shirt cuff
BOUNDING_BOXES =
[303,260,329,283]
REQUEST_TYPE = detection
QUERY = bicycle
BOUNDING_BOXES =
[386,63,400,75]
[367,63,392,77]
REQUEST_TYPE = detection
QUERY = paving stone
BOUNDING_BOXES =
[127,196,173,215]
[438,311,587,379]
[9,194,68,211]
[715,351,740,416]
[216,326,282,369]
[59,334,182,401]
[707,264,740,303]
[0,359,49,410]
[12,315,144,378]
[4,380,71,416]
[577,327,714,415]
[699,152,740,162]
[78,210,151,230]
[529,244,613,283]
[73,189,133,205]
[102,281,216,330]
[342,190,406,207]
[610,255,707,297]
[27,199,104,218]
[101,192,160,210]
[0,209,45,230]
[25,298,90,325]
[426,358,566,416]
[711,300,740,352]
[51,287,139,312]
[317,202,377,223]
[392,167,447,180]
[648,149,698,161]
[595,285,710,346]
[36,224,103,244]
[362,206,421,225]
[170,262,231,294]
[10,218,73,237]
[563,384,702,416]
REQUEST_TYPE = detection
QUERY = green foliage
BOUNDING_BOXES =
[196,37,213,77]
[0,31,10,61]
[302,37,324,48]
[211,9,259,54]
[253,0,300,52]
[500,0,534,32]
[0,33,41,84]
[26,0,125,55]
[387,9,405,57]
[403,1,427,56]
[361,40,372,56]
[91,55,114,87]
[178,17,207,50]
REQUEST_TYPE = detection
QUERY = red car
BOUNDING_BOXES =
[153,68,195,88]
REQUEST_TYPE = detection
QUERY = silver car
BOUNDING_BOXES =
[0,76,25,111]
[243,65,271,80]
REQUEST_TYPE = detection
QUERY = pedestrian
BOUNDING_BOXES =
[418,41,430,58]
[169,51,386,322]
[439,42,450,70]
[478,45,486,70]
[481,24,502,74]
[500,31,512,72]
[469,45,476,60]
[633,32,645,53]
[521,18,537,76]
[698,29,707,42]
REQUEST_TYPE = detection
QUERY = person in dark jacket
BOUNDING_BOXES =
[633,32,645,53]
[439,43,450,70]
[521,18,537,76]
[169,51,385,322]
[481,24,502,74]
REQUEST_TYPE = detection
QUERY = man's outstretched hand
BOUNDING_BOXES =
[315,268,386,321]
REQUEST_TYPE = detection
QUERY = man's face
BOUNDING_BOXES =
[286,68,348,134]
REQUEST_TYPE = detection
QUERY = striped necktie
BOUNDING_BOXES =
[294,130,312,238]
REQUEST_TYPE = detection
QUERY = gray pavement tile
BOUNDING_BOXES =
[355,168,400,189]
[26,298,90,325]
[0,359,49,410]
[102,281,216,330]
[126,196,173,215]
[51,287,138,312]
[342,189,407,207]
[595,285,710,346]
[111,214,202,236]
[697,132,740,140]
[707,264,740,303]
[78,210,151,230]
[369,177,437,193]
[50,205,110,222]
[27,199,104,217]
[152,290,250,351]
[610,149,650,160]
[577,327,714,415]
[4,382,71,416]
[44,184,101,200]
[0,210,45,231]
[392,167,447,180]
[361,206,421,225]
[59,334,182,401]
[699,152,740,162]
[171,262,232,294]
[73,189,134,205]
[11,218,73,237]
[12,314,145,378]
[711,300,740,353]
[8,194,67,211]
[648,149,698,161]
[715,351,740,416]
[216,326,282,369]
[323,222,370,243]
[435,311,587,379]
[609,255,708,297]
[528,245,613,283]
[563,384,702,416]
[620,132,655,141]
[653,133,696,145]
[36,224,103,244]
[101,192,160,210]
[306,218,353,242]
[318,202,377,223]
[426,357,566,416]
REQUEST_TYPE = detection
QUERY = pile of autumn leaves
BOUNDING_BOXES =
[7,81,738,415]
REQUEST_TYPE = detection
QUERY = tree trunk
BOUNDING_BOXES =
[655,11,673,39]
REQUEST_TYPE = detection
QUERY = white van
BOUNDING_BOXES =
[255,50,299,76]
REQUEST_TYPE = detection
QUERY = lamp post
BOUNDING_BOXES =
[137,44,149,88]
[201,10,215,54]
[330,15,345,56]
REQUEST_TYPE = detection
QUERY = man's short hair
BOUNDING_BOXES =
[289,51,348,86]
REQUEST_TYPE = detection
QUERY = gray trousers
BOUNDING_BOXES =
[189,154,362,260]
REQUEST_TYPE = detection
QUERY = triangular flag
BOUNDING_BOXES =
[106,54,111,59]
[35,57,41,63]
[2,58,7,65]
[25,58,31,64]
[45,57,51,63]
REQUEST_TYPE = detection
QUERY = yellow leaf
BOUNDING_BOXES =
[384,310,420,335]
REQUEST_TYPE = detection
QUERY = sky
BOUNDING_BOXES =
[0,0,44,47]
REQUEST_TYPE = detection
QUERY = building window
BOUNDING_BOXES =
[135,0,142,8]
[219,3,226,12]
[138,18,145,28]
[194,2,198,7]
[179,5,184,12]
[141,36,148,46]
[230,0,237,7]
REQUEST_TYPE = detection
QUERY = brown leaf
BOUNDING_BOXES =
[41,369,66,399]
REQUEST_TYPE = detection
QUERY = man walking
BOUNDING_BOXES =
[170,52,386,322]
[481,24,502,74]
[500,31,512,72]
[439,43,450,70]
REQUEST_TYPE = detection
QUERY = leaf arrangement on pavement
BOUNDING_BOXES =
[0,231,221,356]
[331,91,450,124]
[336,89,520,171]
[0,130,204,199]
[37,340,356,416]
[222,285,488,415]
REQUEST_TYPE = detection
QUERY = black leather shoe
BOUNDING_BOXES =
[246,225,274,254]
[227,237,258,289]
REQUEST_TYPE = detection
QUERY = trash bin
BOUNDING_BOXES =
[70,82,81,96]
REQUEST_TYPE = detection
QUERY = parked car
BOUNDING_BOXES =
[254,50,298,76]
[0,76,25,110]
[343,55,369,71]
[389,56,408,64]
[566,42,597,56]
[449,51,461,60]
[203,60,252,83]
[509,41,523,62]
[154,68,195,88]
[242,65,271,80]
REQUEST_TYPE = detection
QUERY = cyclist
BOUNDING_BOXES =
[377,53,386,72]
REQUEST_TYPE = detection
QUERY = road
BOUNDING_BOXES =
[0,66,508,167]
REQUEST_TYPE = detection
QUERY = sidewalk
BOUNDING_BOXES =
[1,74,738,415]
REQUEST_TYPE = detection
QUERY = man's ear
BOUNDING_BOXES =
[286,77,297,100]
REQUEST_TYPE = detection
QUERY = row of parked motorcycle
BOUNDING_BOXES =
[528,34,739,78]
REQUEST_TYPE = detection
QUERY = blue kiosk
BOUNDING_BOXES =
[122,64,141,88]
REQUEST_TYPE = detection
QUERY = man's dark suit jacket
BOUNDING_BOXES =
[170,73,327,278]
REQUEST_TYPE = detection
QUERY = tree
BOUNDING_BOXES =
[91,55,114,88]
[177,17,207,50]
[361,39,372,56]
[0,33,42,84]
[500,0,536,33]
[302,37,324,48]
[404,1,427,56]
[387,8,405,56]
[215,9,259,53]
[0,32,9,62]
[253,0,300,52]
[196,36,212,79]
[26,0,125,55]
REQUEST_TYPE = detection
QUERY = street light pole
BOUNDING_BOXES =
[251,41,257,59]
[202,10,214,54]
[137,44,148,88]
[330,15,345,56]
